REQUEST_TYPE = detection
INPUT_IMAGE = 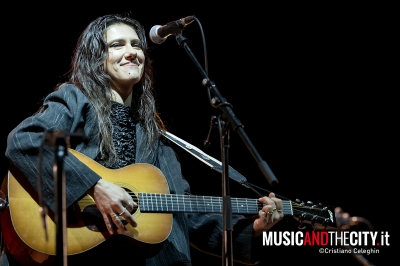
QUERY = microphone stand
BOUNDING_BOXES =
[45,130,85,266]
[220,121,233,266]
[174,33,279,266]
[53,134,68,266]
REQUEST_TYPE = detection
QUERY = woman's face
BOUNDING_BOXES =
[104,23,145,94]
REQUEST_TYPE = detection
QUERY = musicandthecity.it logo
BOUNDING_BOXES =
[262,230,390,255]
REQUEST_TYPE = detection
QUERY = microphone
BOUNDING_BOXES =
[149,16,195,44]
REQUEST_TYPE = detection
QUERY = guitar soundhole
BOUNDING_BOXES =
[82,205,129,232]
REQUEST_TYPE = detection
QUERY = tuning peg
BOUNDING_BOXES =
[296,199,301,203]
[311,215,317,225]
[311,215,318,231]
[307,201,314,205]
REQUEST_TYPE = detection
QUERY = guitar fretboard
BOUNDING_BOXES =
[138,193,293,215]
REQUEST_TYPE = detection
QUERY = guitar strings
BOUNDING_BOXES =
[136,193,293,214]
[77,194,326,211]
[77,193,325,214]
[77,192,332,223]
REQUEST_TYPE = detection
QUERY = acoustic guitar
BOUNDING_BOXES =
[0,149,336,265]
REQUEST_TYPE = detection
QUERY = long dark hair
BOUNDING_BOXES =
[61,13,165,166]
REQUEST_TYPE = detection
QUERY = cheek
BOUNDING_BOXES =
[139,54,146,74]
[104,58,119,75]
[105,52,119,73]
[104,58,112,74]
[138,52,145,65]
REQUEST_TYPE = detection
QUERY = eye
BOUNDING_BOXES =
[132,40,143,49]
[110,43,122,48]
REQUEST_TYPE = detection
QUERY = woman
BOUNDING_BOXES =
[1,13,283,266]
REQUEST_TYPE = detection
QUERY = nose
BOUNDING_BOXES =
[125,45,138,60]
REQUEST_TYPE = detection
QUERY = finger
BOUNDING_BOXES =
[118,200,138,224]
[103,212,117,235]
[119,206,138,228]
[261,204,272,214]
[111,212,128,234]
[259,196,277,210]
[260,201,279,224]
[97,205,116,235]
[127,200,138,212]
[121,213,138,228]
[118,206,127,216]
[268,192,283,215]
[259,210,267,219]
[261,193,279,211]
[257,210,268,225]
[260,204,273,218]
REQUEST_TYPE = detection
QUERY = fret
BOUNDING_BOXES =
[159,194,163,212]
[234,198,239,213]
[179,194,184,212]
[155,194,159,212]
[170,194,173,212]
[151,193,154,212]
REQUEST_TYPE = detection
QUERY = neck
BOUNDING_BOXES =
[114,87,132,102]
[111,89,132,106]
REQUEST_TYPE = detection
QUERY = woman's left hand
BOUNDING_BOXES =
[253,192,284,236]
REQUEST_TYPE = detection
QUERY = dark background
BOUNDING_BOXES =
[0,2,394,265]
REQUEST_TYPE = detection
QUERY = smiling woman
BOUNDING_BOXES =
[0,12,285,266]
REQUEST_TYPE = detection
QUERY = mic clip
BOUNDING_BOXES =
[204,116,218,147]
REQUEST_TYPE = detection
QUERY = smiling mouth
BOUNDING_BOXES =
[122,63,138,67]
[123,59,140,66]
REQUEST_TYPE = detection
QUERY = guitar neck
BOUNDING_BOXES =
[138,193,293,215]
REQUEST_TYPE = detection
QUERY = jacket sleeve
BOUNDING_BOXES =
[5,84,102,213]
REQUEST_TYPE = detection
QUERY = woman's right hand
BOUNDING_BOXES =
[87,179,138,235]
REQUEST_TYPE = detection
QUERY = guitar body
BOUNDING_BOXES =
[1,149,173,265]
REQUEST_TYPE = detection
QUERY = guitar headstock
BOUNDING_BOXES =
[291,199,337,230]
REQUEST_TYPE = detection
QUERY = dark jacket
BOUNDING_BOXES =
[3,84,257,266]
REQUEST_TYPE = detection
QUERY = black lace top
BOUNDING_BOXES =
[95,101,137,169]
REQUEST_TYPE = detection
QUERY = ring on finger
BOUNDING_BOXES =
[267,211,273,215]
[111,213,118,218]
[119,206,127,216]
